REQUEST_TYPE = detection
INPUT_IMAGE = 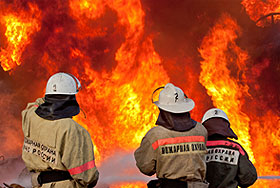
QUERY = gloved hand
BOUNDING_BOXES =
[31,172,40,187]
[88,180,98,188]
[147,179,161,188]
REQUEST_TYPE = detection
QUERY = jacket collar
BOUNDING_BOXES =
[156,109,196,131]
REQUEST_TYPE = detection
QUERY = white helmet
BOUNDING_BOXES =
[152,83,195,113]
[201,108,229,124]
[45,72,81,95]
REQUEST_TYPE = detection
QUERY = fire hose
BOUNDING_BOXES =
[2,183,24,188]
[0,155,4,165]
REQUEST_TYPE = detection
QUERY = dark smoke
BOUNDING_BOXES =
[244,24,280,115]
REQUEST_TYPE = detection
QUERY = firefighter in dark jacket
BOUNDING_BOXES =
[201,108,257,188]
[134,83,209,188]
[22,72,99,187]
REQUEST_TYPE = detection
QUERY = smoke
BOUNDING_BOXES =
[95,151,153,187]
[0,152,151,187]
[0,156,31,187]
[0,80,23,158]
[244,27,280,115]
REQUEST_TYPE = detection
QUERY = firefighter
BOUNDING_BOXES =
[21,72,99,187]
[201,108,257,188]
[134,83,209,188]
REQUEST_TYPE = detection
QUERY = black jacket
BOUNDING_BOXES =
[205,135,257,188]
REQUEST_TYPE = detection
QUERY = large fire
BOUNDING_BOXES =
[198,13,254,162]
[0,2,41,71]
[0,0,279,187]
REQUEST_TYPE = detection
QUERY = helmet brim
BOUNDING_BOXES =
[201,114,229,124]
[154,98,195,113]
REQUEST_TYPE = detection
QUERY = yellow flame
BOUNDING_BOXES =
[0,3,41,71]
[198,13,255,162]
[251,179,280,188]
[110,182,146,188]
[69,0,169,162]
[69,0,105,19]
[250,110,280,175]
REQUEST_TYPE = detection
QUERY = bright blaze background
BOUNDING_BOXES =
[0,3,41,71]
[0,0,279,187]
[199,13,254,162]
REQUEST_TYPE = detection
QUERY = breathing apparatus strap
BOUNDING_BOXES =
[151,86,189,103]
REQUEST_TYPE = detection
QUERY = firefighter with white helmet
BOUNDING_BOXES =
[201,108,257,188]
[134,83,209,188]
[22,72,99,187]
[45,72,81,95]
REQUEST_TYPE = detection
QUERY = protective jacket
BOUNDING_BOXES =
[22,98,99,188]
[134,121,208,183]
[205,135,257,188]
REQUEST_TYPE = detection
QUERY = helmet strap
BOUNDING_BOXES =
[151,86,164,103]
[151,86,189,103]
[65,73,81,92]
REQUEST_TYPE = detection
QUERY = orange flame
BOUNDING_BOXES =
[241,0,280,26]
[69,1,169,186]
[198,13,255,162]
[1,0,280,187]
[241,0,280,179]
[0,2,41,71]
[109,182,146,188]
[67,0,170,167]
[251,179,280,188]
[250,111,280,175]
[70,0,105,20]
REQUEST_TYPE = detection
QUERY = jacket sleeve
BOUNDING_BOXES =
[134,136,156,176]
[237,147,258,187]
[61,123,99,187]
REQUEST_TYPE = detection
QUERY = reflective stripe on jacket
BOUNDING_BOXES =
[205,139,257,188]
[22,98,99,188]
[134,122,208,182]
